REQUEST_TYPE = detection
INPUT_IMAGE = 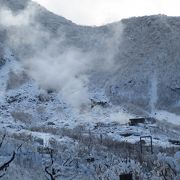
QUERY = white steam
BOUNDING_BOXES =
[0,2,124,109]
[25,48,91,107]
[149,72,158,113]
[109,110,133,124]
[100,23,124,71]
[0,3,36,27]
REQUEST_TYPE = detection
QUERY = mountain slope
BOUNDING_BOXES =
[0,0,180,117]
[0,1,180,179]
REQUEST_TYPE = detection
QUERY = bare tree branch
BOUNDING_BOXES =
[0,151,15,172]
[0,142,22,178]
[45,166,55,180]
[44,149,56,180]
[0,134,6,149]
[63,156,71,166]
[167,162,177,176]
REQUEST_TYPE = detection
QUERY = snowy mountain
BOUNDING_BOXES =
[1,0,180,116]
[0,0,180,179]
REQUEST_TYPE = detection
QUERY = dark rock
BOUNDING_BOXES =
[6,94,21,103]
[47,122,56,126]
[168,139,180,145]
[86,157,95,163]
[34,137,43,145]
[90,99,109,109]
[0,58,6,66]
[146,117,157,124]
[37,94,50,102]
[120,133,133,137]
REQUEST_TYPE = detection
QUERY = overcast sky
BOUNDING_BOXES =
[33,0,180,26]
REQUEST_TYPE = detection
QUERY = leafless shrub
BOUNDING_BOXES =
[0,134,22,178]
[44,148,78,180]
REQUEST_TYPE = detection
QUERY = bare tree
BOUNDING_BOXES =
[44,149,57,180]
[44,148,79,180]
[0,133,22,178]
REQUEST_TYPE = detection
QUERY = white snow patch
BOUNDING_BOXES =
[154,110,180,126]
[32,132,51,147]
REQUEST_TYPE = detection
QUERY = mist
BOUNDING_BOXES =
[0,3,35,27]
[0,1,124,109]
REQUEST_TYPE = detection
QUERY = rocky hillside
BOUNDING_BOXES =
[0,1,180,179]
[0,0,180,117]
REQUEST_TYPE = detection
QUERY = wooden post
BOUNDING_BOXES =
[100,134,103,144]
[140,136,153,154]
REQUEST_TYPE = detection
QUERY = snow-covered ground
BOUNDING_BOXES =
[0,0,180,179]
[154,110,180,126]
[0,48,179,179]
